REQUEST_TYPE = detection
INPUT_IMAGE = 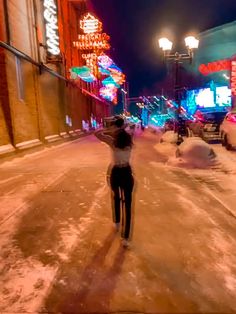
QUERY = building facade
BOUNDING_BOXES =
[184,20,236,107]
[0,0,112,156]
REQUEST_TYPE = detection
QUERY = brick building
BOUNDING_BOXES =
[0,0,112,156]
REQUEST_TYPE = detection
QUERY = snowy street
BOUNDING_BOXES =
[0,130,236,313]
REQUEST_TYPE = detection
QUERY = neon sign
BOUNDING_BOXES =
[81,53,98,75]
[80,13,102,34]
[71,12,125,105]
[99,86,117,104]
[70,66,96,83]
[231,60,236,96]
[43,0,60,56]
[74,33,110,51]
[102,76,120,88]
[73,13,111,76]
[98,54,113,69]
[109,67,126,85]
[74,14,110,52]
[199,59,231,76]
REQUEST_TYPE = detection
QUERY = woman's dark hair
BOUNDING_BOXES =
[114,117,124,128]
[113,129,133,149]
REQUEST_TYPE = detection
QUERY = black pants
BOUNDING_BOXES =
[110,165,134,240]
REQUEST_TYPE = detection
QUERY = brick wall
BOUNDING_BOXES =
[4,0,42,144]
[0,0,111,152]
[0,0,13,145]
[0,49,13,145]
[3,0,70,143]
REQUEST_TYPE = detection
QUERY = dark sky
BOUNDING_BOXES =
[90,0,236,96]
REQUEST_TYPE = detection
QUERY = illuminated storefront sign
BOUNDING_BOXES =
[73,13,110,52]
[231,60,236,96]
[73,13,110,75]
[43,0,60,56]
[99,86,117,104]
[74,33,110,50]
[81,53,98,75]
[70,66,96,83]
[98,54,113,69]
[199,59,231,76]
[71,12,125,105]
[80,13,102,34]
[82,53,97,60]
[109,67,126,85]
[199,57,236,98]
[102,76,120,88]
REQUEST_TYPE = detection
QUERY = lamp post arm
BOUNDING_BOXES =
[164,53,192,62]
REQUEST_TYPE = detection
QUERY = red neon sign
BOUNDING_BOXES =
[199,59,231,75]
[231,60,236,96]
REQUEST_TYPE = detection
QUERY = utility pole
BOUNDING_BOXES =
[174,58,180,137]
[121,82,128,113]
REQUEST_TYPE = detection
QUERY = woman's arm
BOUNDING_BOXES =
[94,128,114,146]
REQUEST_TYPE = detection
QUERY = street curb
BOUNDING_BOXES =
[0,131,93,164]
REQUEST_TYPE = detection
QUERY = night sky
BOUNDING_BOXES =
[90,0,236,97]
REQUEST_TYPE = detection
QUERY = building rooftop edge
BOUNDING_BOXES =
[200,20,236,37]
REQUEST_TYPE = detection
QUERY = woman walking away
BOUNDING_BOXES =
[94,117,134,248]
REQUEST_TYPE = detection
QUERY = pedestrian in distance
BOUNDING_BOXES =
[94,116,134,248]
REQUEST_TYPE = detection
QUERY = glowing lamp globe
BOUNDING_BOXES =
[158,38,173,51]
[185,36,199,49]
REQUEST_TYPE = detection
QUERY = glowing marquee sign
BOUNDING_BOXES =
[74,33,110,51]
[231,60,236,96]
[199,59,231,76]
[43,0,60,56]
[73,12,111,76]
[71,12,125,105]
[73,13,110,52]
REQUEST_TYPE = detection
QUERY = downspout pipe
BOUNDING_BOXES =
[3,0,10,44]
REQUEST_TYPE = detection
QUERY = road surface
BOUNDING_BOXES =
[0,130,236,313]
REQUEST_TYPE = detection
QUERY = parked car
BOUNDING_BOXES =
[220,110,236,150]
[187,120,202,137]
[189,111,226,142]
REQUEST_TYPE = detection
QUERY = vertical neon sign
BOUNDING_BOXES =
[43,0,60,56]
[231,60,236,96]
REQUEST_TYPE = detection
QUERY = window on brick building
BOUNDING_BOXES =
[15,57,25,101]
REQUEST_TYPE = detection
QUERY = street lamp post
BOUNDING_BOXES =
[159,36,199,144]
[121,87,128,113]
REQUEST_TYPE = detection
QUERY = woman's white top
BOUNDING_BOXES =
[94,128,132,166]
[112,147,131,166]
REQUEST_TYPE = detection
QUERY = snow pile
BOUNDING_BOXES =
[211,144,236,174]
[168,137,217,168]
[154,142,176,157]
[161,131,178,144]
[148,125,163,135]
